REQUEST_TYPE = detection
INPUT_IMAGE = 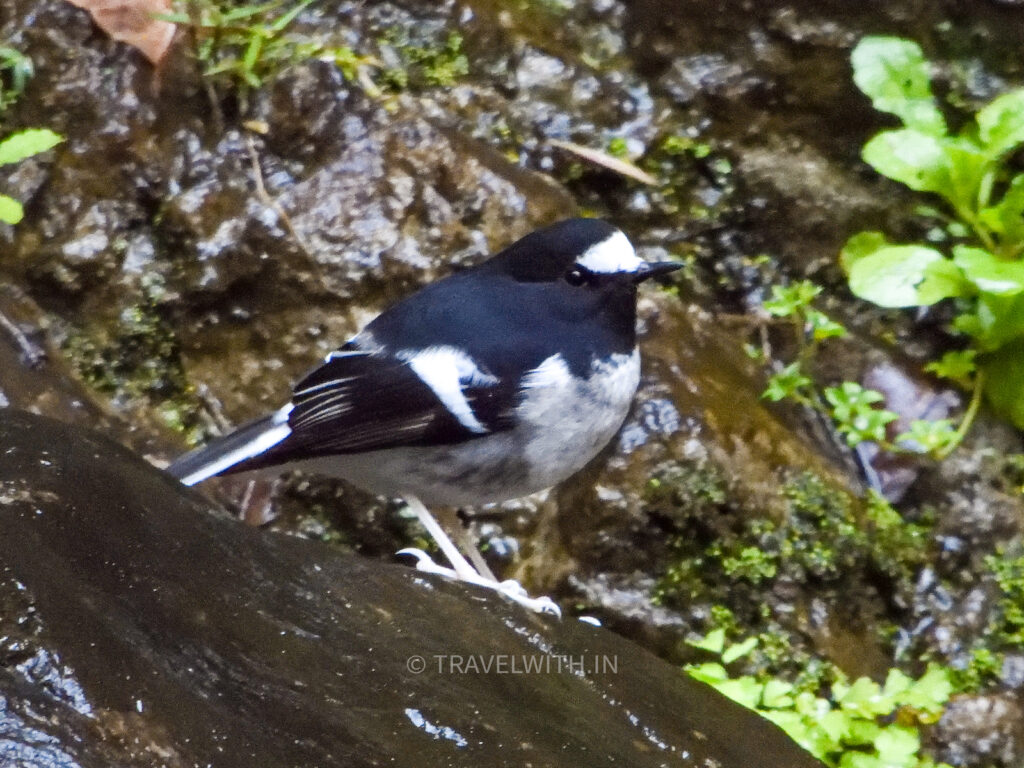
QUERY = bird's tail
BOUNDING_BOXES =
[167,409,292,486]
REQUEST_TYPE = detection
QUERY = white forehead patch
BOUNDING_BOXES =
[575,230,643,274]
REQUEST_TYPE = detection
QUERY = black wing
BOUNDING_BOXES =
[229,349,519,473]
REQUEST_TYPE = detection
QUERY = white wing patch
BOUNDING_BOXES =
[575,230,643,274]
[400,346,498,434]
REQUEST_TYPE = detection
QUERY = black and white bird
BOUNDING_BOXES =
[169,218,679,614]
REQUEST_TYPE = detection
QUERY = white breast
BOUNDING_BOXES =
[515,349,640,490]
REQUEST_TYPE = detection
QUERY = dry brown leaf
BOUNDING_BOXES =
[548,139,659,186]
[66,0,177,66]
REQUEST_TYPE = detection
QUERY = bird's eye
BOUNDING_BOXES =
[565,267,586,286]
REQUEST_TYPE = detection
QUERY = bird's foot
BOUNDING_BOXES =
[397,548,561,618]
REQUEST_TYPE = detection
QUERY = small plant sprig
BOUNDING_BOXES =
[0,46,33,111]
[843,36,1024,435]
[0,128,63,224]
[686,629,954,768]
[161,0,372,105]
[760,281,960,457]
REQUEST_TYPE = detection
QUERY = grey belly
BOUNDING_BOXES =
[296,434,534,506]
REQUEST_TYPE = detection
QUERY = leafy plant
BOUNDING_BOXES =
[0,128,63,224]
[843,36,1024,434]
[687,629,954,768]
[162,0,369,103]
[760,281,960,457]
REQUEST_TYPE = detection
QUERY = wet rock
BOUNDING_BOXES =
[856,361,960,503]
[0,409,822,768]
[932,694,1024,767]
[255,61,358,161]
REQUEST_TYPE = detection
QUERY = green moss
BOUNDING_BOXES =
[952,646,1002,691]
[645,461,729,512]
[659,134,711,159]
[605,136,629,159]
[716,545,778,583]
[379,29,468,91]
[652,468,935,680]
[631,131,733,225]
[996,453,1024,496]
[61,282,206,443]
[984,550,1024,647]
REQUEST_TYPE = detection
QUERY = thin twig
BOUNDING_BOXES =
[245,134,311,254]
[0,310,46,368]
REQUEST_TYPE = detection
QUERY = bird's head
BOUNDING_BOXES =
[489,218,681,290]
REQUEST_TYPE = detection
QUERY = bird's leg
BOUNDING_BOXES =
[434,507,498,582]
[398,495,561,617]
[402,495,479,581]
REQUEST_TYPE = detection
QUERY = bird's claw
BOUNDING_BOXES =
[397,548,561,618]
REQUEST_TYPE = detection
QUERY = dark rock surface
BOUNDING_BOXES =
[0,409,821,768]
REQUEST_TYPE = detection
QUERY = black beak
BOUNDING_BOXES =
[633,261,683,284]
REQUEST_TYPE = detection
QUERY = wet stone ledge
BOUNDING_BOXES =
[0,409,822,768]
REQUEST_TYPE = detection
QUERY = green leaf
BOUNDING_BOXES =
[688,627,726,654]
[713,676,764,709]
[918,257,971,305]
[874,725,920,765]
[760,679,794,709]
[818,709,852,743]
[763,280,821,316]
[941,137,991,213]
[978,173,1024,243]
[787,690,819,718]
[952,310,983,339]
[902,665,953,714]
[685,661,729,683]
[0,194,24,224]
[862,128,990,216]
[925,349,977,382]
[979,339,1024,430]
[840,231,889,274]
[760,710,821,756]
[841,755,884,768]
[0,128,63,166]
[862,129,950,193]
[973,292,1024,350]
[825,382,899,446]
[838,675,889,717]
[881,668,913,698]
[847,719,885,750]
[976,89,1024,158]
[806,309,847,341]
[895,419,958,454]
[721,636,758,664]
[763,362,812,402]
[953,245,1024,295]
[851,37,946,135]
[847,244,961,307]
